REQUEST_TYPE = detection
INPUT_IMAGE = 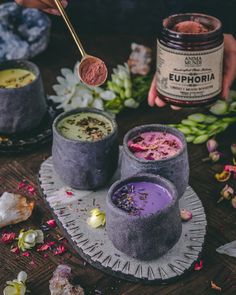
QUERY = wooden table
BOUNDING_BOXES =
[0,32,236,295]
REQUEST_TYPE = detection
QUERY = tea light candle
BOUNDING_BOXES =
[128,131,182,160]
[57,112,113,141]
[0,69,36,88]
[112,181,172,216]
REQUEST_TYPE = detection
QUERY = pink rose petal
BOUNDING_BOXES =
[37,241,55,252]
[10,247,20,254]
[1,232,16,244]
[54,245,66,256]
[180,209,193,221]
[26,184,36,195]
[29,260,37,268]
[18,181,26,190]
[46,219,57,228]
[22,251,31,257]
[66,190,74,197]
[194,260,203,271]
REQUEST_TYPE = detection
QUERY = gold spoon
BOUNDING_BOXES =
[54,0,108,86]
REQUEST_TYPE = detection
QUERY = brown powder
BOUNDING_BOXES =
[173,20,209,33]
[79,57,107,86]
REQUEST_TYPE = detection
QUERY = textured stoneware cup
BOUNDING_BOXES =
[106,173,182,260]
[0,60,47,134]
[121,124,189,198]
[52,108,119,190]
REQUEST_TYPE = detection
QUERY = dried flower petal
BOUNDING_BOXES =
[18,181,26,190]
[231,197,236,209]
[194,260,203,271]
[26,185,36,195]
[215,170,231,182]
[209,151,221,163]
[37,241,55,252]
[10,247,20,254]
[128,143,147,152]
[22,251,31,257]
[207,139,218,153]
[217,184,234,203]
[66,190,74,197]
[180,209,192,222]
[29,260,37,268]
[46,219,57,228]
[54,245,66,256]
[211,281,222,292]
[224,165,236,173]
[1,232,16,244]
[87,208,106,228]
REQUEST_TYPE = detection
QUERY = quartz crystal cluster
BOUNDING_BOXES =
[127,43,152,75]
[49,265,84,295]
[0,3,51,62]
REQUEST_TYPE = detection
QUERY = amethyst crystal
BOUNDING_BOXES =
[49,265,84,295]
[0,3,51,62]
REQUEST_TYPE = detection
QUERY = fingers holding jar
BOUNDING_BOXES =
[148,75,181,110]
[222,34,236,99]
[15,0,68,15]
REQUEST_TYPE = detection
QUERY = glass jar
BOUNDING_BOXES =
[156,13,224,107]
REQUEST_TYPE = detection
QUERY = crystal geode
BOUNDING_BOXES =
[0,3,51,62]
[49,265,84,295]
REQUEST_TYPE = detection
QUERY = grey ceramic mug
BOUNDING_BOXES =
[106,173,182,260]
[0,60,47,134]
[121,124,189,198]
[52,108,119,190]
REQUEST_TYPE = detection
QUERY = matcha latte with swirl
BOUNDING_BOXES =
[52,108,119,190]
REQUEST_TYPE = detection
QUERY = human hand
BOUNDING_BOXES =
[222,34,236,99]
[15,0,68,15]
[147,75,181,110]
[148,34,236,108]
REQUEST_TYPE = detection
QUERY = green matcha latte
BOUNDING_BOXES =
[57,112,113,142]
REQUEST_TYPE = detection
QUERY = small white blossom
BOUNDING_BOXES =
[18,229,44,251]
[3,271,27,295]
[48,63,115,112]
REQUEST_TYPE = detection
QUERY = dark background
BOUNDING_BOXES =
[50,0,236,35]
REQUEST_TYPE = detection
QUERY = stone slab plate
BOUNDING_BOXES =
[38,156,207,283]
[0,104,58,154]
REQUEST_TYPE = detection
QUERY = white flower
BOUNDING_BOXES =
[3,271,27,295]
[18,229,44,251]
[48,63,116,112]
[87,208,106,228]
[124,98,139,108]
[100,90,116,101]
[92,98,104,110]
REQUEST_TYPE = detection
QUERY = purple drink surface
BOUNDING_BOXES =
[112,181,172,216]
[128,131,182,160]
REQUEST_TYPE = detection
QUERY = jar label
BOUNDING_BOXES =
[156,40,224,101]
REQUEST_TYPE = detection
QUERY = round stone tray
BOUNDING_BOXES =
[0,104,59,153]
[39,156,207,283]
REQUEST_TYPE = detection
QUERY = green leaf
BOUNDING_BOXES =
[188,113,206,123]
